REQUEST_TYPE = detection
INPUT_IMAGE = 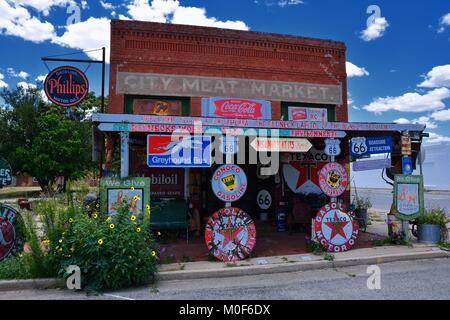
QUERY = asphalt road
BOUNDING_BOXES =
[1,257,450,300]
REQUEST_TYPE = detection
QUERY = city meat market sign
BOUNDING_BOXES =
[117,72,342,105]
[314,202,359,252]
[212,164,247,202]
[44,66,89,107]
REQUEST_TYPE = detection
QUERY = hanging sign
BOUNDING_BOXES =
[100,177,150,216]
[402,156,413,174]
[352,158,391,171]
[350,136,392,157]
[318,162,348,197]
[257,189,272,210]
[205,207,256,262]
[288,106,328,122]
[212,164,247,202]
[44,66,89,107]
[314,202,359,252]
[394,175,424,220]
[0,204,20,261]
[147,135,212,167]
[250,138,312,152]
[401,136,412,156]
[324,138,341,156]
[0,159,12,187]
[202,97,271,119]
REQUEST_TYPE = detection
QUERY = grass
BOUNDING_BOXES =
[0,254,34,280]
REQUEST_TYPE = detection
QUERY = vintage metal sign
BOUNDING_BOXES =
[257,189,272,210]
[318,162,348,197]
[220,136,239,155]
[205,207,256,262]
[148,168,184,199]
[250,138,312,152]
[0,204,20,261]
[44,66,89,107]
[350,136,393,157]
[0,158,12,187]
[201,97,271,119]
[314,202,359,252]
[324,138,341,157]
[212,165,247,202]
[147,135,212,168]
[100,177,150,216]
[117,72,342,104]
[352,158,391,171]
[401,136,412,156]
[288,106,328,122]
[402,156,413,174]
[132,99,182,115]
[394,175,424,220]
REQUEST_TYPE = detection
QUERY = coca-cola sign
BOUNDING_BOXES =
[44,66,89,107]
[202,97,271,119]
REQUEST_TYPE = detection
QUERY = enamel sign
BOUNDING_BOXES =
[350,136,392,157]
[205,207,256,262]
[288,106,328,122]
[318,162,348,197]
[324,138,341,157]
[250,138,312,153]
[394,175,424,220]
[314,202,359,252]
[212,164,247,202]
[0,204,19,261]
[44,66,89,107]
[202,97,271,119]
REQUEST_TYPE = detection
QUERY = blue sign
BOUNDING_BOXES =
[147,135,212,167]
[402,156,413,174]
[352,158,391,172]
[350,136,393,157]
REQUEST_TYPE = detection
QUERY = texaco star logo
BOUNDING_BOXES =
[314,202,359,252]
[0,205,18,261]
[204,207,256,262]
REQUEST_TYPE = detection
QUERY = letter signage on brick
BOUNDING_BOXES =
[44,66,89,107]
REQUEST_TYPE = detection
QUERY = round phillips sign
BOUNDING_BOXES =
[211,164,247,202]
[318,162,348,197]
[314,202,359,252]
[205,207,256,262]
[44,66,89,107]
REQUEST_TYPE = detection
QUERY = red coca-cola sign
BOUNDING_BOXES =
[213,99,263,119]
[44,66,89,107]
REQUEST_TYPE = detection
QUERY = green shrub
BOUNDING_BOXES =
[416,208,449,227]
[0,254,34,280]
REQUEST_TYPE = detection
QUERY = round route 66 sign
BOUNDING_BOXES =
[314,202,359,252]
[318,162,348,197]
[204,207,256,262]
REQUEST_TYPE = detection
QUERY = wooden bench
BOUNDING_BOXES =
[149,200,190,243]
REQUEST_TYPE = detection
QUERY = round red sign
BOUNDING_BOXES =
[318,162,348,197]
[313,202,359,252]
[44,66,89,107]
[205,207,256,262]
[0,205,19,261]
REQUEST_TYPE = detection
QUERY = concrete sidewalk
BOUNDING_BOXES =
[157,244,449,281]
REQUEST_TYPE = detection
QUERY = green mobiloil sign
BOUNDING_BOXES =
[100,177,150,216]
[394,175,424,221]
[0,158,12,187]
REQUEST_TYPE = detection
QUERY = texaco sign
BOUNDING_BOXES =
[314,202,359,252]
[318,162,348,197]
[0,205,19,261]
[205,207,256,262]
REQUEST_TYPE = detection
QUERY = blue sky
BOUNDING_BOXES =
[1,0,450,145]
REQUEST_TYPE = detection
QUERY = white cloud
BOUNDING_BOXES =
[125,0,249,30]
[100,0,116,10]
[363,87,450,114]
[425,132,450,144]
[35,74,47,82]
[431,109,450,121]
[394,116,437,129]
[394,118,411,124]
[16,81,37,89]
[7,68,29,79]
[277,0,304,7]
[360,17,389,41]
[15,0,73,16]
[437,13,450,33]
[53,17,111,62]
[0,72,8,88]
[418,64,450,88]
[0,0,56,42]
[346,61,369,77]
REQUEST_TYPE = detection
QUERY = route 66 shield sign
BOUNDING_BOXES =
[324,138,341,156]
[350,137,368,156]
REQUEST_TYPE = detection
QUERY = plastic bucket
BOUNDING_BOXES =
[418,224,441,244]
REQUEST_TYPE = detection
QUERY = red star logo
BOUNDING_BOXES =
[290,162,304,189]
[220,226,243,248]
[324,212,350,241]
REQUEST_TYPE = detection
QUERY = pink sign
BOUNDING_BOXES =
[202,97,271,119]
[288,106,328,122]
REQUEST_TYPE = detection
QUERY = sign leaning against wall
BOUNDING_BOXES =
[0,158,12,187]
[394,175,424,221]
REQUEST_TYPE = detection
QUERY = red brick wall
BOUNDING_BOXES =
[108,20,347,118]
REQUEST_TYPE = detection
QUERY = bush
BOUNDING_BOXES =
[416,208,449,227]
[0,254,34,280]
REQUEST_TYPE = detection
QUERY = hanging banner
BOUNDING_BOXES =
[0,159,12,187]
[394,175,424,221]
[147,135,212,168]
[318,162,348,197]
[44,66,89,107]
[205,207,256,262]
[0,204,21,261]
[350,136,393,157]
[212,164,247,202]
[288,106,328,122]
[314,202,359,252]
[352,158,391,171]
[201,97,271,119]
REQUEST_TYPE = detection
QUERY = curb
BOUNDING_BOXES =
[157,250,449,281]
[0,278,65,292]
